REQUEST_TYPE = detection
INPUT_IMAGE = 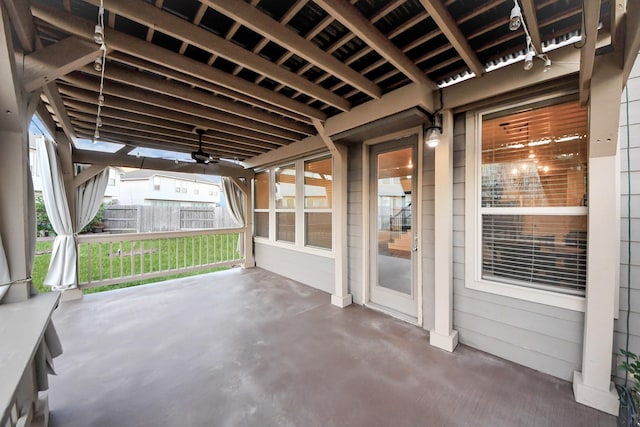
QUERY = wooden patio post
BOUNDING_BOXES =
[429,109,459,351]
[572,53,622,415]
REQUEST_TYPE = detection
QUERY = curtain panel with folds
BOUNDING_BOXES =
[222,177,245,255]
[37,140,108,290]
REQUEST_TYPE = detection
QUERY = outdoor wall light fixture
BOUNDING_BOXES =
[509,0,522,31]
[425,89,444,148]
[424,114,442,148]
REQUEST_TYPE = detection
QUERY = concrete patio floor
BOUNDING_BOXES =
[48,268,616,427]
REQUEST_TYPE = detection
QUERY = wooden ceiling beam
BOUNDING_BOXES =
[579,0,601,105]
[4,0,35,51]
[418,0,484,77]
[72,121,266,157]
[109,52,310,124]
[73,148,255,179]
[31,3,327,121]
[314,0,438,90]
[68,110,282,151]
[58,86,296,145]
[79,0,350,112]
[520,0,543,54]
[202,0,381,100]
[75,126,263,159]
[610,0,626,52]
[22,36,101,92]
[80,63,312,135]
[59,73,307,141]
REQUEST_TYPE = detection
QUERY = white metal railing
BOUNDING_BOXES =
[76,228,245,289]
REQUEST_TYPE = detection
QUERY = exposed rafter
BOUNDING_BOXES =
[58,76,306,141]
[418,0,484,77]
[79,0,351,112]
[30,3,328,121]
[579,0,602,105]
[3,0,35,52]
[314,0,438,90]
[22,36,101,92]
[108,52,310,124]
[72,148,255,179]
[59,90,296,146]
[79,64,313,134]
[201,0,381,99]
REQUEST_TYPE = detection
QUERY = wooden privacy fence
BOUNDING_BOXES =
[76,228,245,289]
[103,205,238,233]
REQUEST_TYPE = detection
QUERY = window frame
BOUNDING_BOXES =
[464,95,587,312]
[253,152,334,258]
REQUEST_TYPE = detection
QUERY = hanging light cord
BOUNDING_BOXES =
[93,0,107,142]
[515,0,550,68]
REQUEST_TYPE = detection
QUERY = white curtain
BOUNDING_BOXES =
[75,165,109,231]
[0,235,10,302]
[37,138,76,290]
[222,177,245,255]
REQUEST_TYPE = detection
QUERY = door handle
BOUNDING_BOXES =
[412,246,418,252]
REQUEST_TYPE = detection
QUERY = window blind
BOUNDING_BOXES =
[480,100,588,296]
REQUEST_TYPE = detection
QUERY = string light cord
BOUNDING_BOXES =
[93,0,106,143]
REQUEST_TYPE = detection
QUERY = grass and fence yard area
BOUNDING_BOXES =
[33,230,242,294]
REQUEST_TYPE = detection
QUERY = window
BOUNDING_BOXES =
[304,156,332,249]
[473,99,588,298]
[254,171,269,238]
[254,154,333,252]
[153,176,160,191]
[275,164,296,242]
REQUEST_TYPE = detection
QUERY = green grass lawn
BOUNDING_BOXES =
[33,234,240,294]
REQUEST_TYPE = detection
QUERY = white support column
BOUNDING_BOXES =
[312,119,352,308]
[572,54,621,415]
[331,143,351,307]
[429,110,458,352]
[0,3,31,303]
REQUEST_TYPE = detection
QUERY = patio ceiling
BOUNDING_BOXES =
[15,0,616,163]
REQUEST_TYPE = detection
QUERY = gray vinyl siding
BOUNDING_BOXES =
[347,144,364,304]
[451,113,585,381]
[422,144,435,330]
[254,242,334,294]
[615,52,640,382]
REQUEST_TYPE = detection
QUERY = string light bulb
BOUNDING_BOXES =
[509,0,522,31]
[93,24,104,44]
[543,55,552,72]
[523,50,534,70]
[92,0,107,147]
[93,56,103,72]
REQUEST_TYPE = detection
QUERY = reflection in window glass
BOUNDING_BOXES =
[254,171,270,210]
[480,100,588,295]
[276,165,296,209]
[254,171,269,238]
[276,212,295,243]
[304,156,332,249]
[255,212,269,238]
[275,165,296,242]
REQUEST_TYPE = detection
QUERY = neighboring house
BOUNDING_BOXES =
[118,170,222,207]
[29,133,122,202]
